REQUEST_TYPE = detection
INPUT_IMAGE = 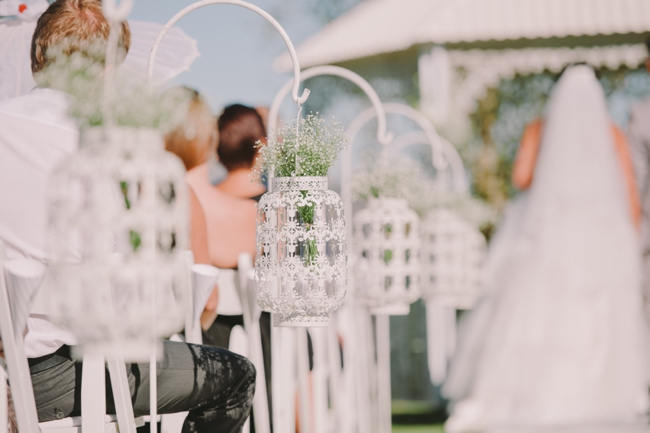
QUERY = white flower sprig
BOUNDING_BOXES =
[353,153,436,216]
[353,152,496,228]
[256,113,347,177]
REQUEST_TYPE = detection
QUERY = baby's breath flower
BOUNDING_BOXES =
[352,153,436,216]
[352,152,496,228]
[255,113,347,177]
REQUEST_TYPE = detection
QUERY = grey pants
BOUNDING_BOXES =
[29,341,256,433]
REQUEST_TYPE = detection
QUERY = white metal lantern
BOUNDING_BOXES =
[421,207,486,309]
[353,198,420,315]
[256,176,347,327]
[47,127,189,360]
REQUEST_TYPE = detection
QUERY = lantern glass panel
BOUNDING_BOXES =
[353,198,421,315]
[421,208,487,309]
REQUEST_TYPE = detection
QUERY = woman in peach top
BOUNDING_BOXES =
[164,88,219,330]
[444,66,649,432]
[187,104,275,411]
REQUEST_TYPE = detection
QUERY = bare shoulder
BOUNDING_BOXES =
[186,163,210,187]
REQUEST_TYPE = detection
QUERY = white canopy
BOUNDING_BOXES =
[277,0,650,70]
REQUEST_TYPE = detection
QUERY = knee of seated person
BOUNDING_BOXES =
[231,352,256,394]
[218,350,255,380]
[239,353,256,385]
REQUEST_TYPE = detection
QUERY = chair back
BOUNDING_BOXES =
[215,269,243,316]
[0,256,141,433]
[186,263,219,344]
[237,254,270,433]
[0,258,45,433]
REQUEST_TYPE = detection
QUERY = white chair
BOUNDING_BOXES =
[185,264,220,345]
[0,257,142,433]
[236,254,270,433]
[159,261,219,433]
[161,254,271,433]
[201,256,271,433]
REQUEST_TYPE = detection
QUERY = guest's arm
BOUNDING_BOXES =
[512,119,543,190]
[612,125,642,229]
[628,105,649,219]
[189,185,210,263]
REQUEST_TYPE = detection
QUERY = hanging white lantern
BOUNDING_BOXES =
[47,127,189,360]
[256,176,347,327]
[353,198,420,315]
[421,207,486,309]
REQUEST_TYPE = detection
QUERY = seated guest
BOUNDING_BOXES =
[188,104,266,269]
[164,88,220,330]
[0,2,254,432]
[187,104,272,420]
[187,103,267,344]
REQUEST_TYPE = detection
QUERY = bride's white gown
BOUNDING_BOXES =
[444,66,649,432]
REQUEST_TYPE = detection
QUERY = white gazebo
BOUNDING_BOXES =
[277,0,650,130]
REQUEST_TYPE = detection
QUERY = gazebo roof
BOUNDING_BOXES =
[277,0,650,69]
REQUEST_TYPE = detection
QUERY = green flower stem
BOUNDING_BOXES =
[298,190,318,265]
[305,238,319,266]
[383,249,393,265]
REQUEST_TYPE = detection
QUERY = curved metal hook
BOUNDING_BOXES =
[146,0,309,105]
[345,103,469,194]
[267,65,392,146]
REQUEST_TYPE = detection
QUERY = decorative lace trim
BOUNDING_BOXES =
[271,176,328,192]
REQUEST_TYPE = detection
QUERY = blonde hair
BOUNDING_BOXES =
[165,89,217,171]
[31,0,130,74]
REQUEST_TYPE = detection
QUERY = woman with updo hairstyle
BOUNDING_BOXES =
[165,88,217,171]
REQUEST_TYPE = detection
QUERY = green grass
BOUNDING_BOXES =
[391,399,447,432]
[392,400,437,415]
[392,425,444,433]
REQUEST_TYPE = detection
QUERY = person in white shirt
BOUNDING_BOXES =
[0,1,255,431]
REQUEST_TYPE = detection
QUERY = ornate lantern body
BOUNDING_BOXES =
[353,198,420,315]
[421,207,486,309]
[256,176,347,327]
[47,127,189,361]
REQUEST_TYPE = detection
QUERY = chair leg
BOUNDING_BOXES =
[247,321,270,433]
[106,358,137,433]
[375,315,392,433]
[0,269,39,433]
[296,330,312,433]
[1,367,7,433]
[81,353,106,433]
[310,328,328,433]
[149,354,157,433]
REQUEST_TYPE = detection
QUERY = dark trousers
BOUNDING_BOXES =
[29,341,256,433]
[203,312,315,433]
[203,312,272,432]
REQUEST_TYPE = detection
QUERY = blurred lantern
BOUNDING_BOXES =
[421,203,487,384]
[353,198,420,315]
[421,206,486,308]
[256,176,347,327]
[47,127,189,361]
